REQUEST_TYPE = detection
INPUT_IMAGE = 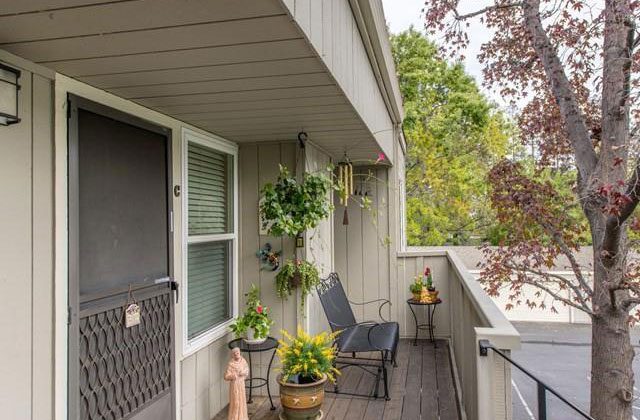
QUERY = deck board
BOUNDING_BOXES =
[212,339,460,420]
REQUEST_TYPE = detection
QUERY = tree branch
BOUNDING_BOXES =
[621,297,640,311]
[522,0,597,181]
[537,219,593,296]
[519,276,594,316]
[453,2,524,21]
[504,263,593,314]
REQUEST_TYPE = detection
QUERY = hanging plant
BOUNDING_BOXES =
[275,259,320,309]
[259,165,333,238]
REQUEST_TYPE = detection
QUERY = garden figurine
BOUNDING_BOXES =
[224,347,250,420]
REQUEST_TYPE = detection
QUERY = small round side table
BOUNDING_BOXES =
[406,298,442,346]
[228,337,279,410]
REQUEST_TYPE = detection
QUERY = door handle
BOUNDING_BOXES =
[170,281,179,304]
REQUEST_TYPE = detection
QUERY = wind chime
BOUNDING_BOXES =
[337,156,353,225]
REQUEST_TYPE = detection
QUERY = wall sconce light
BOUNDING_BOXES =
[0,63,21,126]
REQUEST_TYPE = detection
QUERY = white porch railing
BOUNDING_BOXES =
[397,249,521,420]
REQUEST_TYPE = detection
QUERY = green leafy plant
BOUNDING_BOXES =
[260,165,334,238]
[276,328,340,384]
[275,259,320,309]
[409,276,425,294]
[229,284,274,339]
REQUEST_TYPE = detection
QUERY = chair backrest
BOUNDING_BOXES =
[316,273,356,332]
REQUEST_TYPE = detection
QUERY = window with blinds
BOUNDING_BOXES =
[187,241,230,339]
[184,131,237,345]
[187,142,233,235]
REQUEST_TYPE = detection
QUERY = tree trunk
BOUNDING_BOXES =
[590,230,635,420]
[588,1,635,418]
[590,306,634,420]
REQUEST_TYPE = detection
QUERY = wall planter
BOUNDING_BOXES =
[275,259,320,310]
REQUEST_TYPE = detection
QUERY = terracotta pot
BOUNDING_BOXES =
[278,374,327,420]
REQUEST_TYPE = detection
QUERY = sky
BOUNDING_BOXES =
[380,0,505,107]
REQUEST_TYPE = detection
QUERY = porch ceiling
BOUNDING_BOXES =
[0,0,384,161]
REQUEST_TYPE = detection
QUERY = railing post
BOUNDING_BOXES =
[537,381,547,420]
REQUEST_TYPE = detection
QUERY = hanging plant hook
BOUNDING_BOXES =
[297,131,308,149]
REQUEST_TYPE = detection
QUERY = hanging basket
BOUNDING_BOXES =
[289,271,302,288]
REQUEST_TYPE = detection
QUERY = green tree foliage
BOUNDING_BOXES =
[391,28,510,245]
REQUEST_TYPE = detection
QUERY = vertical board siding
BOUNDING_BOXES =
[31,73,54,420]
[0,64,54,420]
[280,143,298,337]
[333,166,391,324]
[0,63,55,419]
[245,142,297,393]
[303,143,333,335]
[0,64,33,420]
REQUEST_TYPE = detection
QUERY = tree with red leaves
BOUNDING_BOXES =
[425,1,640,418]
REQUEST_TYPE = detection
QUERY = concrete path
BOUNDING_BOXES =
[511,322,640,420]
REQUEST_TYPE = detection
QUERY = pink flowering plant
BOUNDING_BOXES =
[424,266,434,291]
[229,284,273,340]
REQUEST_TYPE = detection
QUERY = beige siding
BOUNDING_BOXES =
[303,142,334,335]
[0,61,54,420]
[284,0,395,161]
[236,142,298,393]
[180,337,232,420]
[332,134,402,329]
[333,165,393,322]
[396,255,452,339]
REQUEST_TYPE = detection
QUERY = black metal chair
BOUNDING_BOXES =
[316,273,399,400]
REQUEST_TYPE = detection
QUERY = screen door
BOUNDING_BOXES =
[68,95,175,420]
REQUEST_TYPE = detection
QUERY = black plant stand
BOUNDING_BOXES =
[406,298,442,346]
[228,337,279,410]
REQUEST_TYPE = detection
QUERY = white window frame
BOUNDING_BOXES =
[181,128,238,356]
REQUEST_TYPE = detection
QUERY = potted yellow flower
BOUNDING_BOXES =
[276,328,340,420]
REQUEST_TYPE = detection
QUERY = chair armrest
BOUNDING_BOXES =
[328,320,378,331]
[330,321,388,352]
[347,298,391,323]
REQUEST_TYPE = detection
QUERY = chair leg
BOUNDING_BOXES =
[373,366,381,398]
[382,363,390,401]
[392,331,400,367]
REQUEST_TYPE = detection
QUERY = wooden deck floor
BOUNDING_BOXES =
[213,339,460,420]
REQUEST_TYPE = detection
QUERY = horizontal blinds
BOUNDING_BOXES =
[187,142,233,235]
[187,241,230,339]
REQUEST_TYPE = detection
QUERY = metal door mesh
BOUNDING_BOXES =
[78,292,172,419]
